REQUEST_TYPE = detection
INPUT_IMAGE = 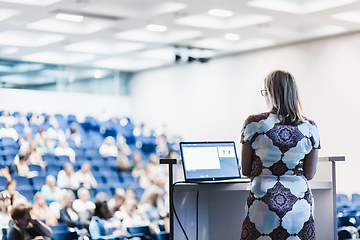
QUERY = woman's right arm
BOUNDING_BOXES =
[241,142,253,178]
[303,149,319,180]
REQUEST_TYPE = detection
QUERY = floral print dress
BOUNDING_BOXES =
[240,113,320,240]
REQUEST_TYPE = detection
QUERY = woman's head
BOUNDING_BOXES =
[6,179,17,194]
[264,70,303,125]
[63,190,75,208]
[11,202,32,228]
[33,192,46,207]
[93,200,111,220]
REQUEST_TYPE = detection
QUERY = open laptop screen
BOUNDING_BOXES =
[180,141,241,182]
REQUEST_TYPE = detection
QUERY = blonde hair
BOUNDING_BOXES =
[265,70,304,125]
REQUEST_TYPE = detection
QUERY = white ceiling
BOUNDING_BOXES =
[1,0,360,72]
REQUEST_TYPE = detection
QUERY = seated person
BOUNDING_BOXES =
[89,197,129,240]
[0,193,11,231]
[7,201,53,240]
[73,188,95,218]
[0,123,18,141]
[109,188,126,216]
[75,162,97,189]
[59,190,81,228]
[120,198,159,233]
[116,155,132,173]
[41,175,62,204]
[12,151,30,177]
[27,140,46,171]
[31,192,58,226]
[54,141,76,163]
[130,151,144,178]
[57,163,79,190]
[1,179,25,206]
[139,185,168,227]
[66,123,82,148]
[99,136,118,157]
[117,135,131,156]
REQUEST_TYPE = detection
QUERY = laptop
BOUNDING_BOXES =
[179,141,241,183]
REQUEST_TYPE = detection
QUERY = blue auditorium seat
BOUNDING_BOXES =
[42,154,57,163]
[28,165,42,172]
[67,115,78,124]
[57,155,71,165]
[156,232,170,240]
[12,175,31,189]
[31,176,46,191]
[47,164,62,172]
[18,189,35,203]
[52,231,78,240]
[13,123,24,133]
[0,137,18,147]
[29,124,39,135]
[96,187,113,198]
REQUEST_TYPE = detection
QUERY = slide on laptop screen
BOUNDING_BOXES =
[180,141,241,182]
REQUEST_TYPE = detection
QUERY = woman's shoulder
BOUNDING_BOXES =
[302,116,318,127]
[244,112,271,126]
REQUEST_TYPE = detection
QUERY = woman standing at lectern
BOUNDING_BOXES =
[240,70,320,240]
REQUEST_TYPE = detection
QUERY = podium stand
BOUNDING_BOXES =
[161,156,344,240]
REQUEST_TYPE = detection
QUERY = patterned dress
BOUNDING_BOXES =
[240,113,320,240]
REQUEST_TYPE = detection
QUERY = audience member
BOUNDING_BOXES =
[13,151,30,177]
[28,112,45,126]
[139,185,168,227]
[66,123,82,148]
[59,190,81,228]
[108,188,126,215]
[0,193,11,230]
[27,141,46,171]
[116,155,132,173]
[54,141,76,163]
[46,120,65,142]
[14,112,28,127]
[89,198,129,240]
[130,151,144,178]
[0,111,16,126]
[7,201,53,240]
[57,163,79,190]
[31,192,58,226]
[0,166,11,181]
[125,187,137,201]
[99,136,118,157]
[41,175,62,204]
[73,188,95,218]
[22,126,33,142]
[75,162,97,189]
[0,123,19,141]
[1,179,25,205]
[117,135,131,156]
[155,134,169,158]
[139,165,156,189]
[121,198,159,233]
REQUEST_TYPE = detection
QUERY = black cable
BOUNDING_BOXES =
[172,181,189,240]
[196,191,199,240]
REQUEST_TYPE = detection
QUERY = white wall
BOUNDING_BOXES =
[0,88,133,121]
[130,33,360,195]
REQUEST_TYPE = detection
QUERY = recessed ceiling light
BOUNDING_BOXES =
[94,70,102,78]
[208,9,233,17]
[56,13,84,22]
[146,24,167,32]
[224,33,241,41]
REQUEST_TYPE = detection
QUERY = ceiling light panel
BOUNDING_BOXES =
[0,8,21,22]
[175,12,273,30]
[22,51,94,65]
[190,37,275,52]
[64,39,145,55]
[0,30,65,47]
[331,11,360,23]
[94,57,170,71]
[224,33,241,41]
[77,1,187,18]
[56,13,84,22]
[115,29,202,44]
[146,24,168,32]
[208,9,234,17]
[0,0,63,6]
[247,0,359,14]
[26,17,113,35]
